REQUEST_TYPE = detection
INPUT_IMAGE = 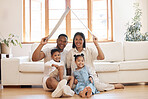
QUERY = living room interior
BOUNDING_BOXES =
[0,0,148,99]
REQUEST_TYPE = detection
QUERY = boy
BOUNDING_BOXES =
[44,48,74,97]
[45,48,66,81]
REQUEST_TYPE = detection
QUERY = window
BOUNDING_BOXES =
[23,0,113,42]
[23,0,44,42]
[48,0,66,41]
[71,0,88,40]
[92,0,113,41]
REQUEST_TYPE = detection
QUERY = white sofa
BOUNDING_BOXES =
[1,41,148,86]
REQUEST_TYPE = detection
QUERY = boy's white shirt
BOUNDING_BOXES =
[44,60,66,77]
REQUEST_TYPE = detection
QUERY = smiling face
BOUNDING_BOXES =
[74,35,84,49]
[75,56,85,69]
[51,51,61,62]
[56,36,68,51]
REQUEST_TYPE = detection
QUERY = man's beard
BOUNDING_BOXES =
[57,45,63,52]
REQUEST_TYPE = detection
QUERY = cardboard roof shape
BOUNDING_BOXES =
[47,7,93,40]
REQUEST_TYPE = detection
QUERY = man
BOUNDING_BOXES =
[32,34,74,97]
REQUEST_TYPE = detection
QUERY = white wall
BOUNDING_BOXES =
[139,0,148,34]
[113,0,148,42]
[0,0,22,41]
[0,0,24,57]
[0,0,148,56]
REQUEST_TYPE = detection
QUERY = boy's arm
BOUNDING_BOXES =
[52,64,59,69]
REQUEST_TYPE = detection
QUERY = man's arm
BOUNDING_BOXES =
[66,50,72,75]
[67,68,71,76]
[32,37,48,61]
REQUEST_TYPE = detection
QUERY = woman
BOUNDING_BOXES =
[67,32,124,91]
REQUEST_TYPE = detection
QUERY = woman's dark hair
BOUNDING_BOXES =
[74,53,84,61]
[51,48,60,56]
[72,32,86,48]
[58,34,68,40]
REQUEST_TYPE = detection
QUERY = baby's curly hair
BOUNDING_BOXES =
[51,48,60,56]
[74,53,84,61]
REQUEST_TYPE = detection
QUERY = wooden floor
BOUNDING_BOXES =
[0,84,148,99]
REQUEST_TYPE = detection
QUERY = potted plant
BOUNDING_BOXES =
[0,33,22,54]
[125,3,148,41]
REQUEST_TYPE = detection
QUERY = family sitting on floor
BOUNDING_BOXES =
[32,32,124,98]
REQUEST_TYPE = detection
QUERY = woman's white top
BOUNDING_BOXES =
[67,47,98,77]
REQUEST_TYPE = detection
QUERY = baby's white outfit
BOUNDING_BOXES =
[44,60,66,80]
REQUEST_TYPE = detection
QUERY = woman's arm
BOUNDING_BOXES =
[93,35,105,60]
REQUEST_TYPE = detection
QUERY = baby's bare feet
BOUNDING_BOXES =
[86,87,92,98]
[81,87,87,98]
[114,83,124,89]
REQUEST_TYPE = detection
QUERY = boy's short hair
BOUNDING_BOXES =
[51,48,60,56]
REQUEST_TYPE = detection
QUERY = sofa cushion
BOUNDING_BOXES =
[120,60,148,71]
[124,41,148,61]
[94,42,123,62]
[19,62,44,72]
[94,61,120,72]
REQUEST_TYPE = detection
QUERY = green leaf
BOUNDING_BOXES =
[3,39,9,47]
[12,34,14,37]
[11,40,16,46]
[19,43,22,48]
[124,3,145,41]
[15,40,18,44]
[15,40,22,48]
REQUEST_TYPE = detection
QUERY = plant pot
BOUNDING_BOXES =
[1,43,12,54]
